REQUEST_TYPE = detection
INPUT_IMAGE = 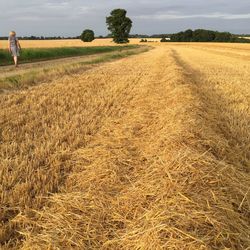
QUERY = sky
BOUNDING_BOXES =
[0,0,250,37]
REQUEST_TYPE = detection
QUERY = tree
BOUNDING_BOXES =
[81,29,95,42]
[106,9,132,43]
[214,32,232,42]
[183,29,193,41]
[192,29,215,42]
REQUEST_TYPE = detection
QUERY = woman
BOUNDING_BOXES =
[8,31,21,67]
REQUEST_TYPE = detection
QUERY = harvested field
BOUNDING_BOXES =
[0,43,250,249]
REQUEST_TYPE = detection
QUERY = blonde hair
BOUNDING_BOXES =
[9,31,16,37]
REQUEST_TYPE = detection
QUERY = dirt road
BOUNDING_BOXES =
[0,44,249,249]
[0,53,111,78]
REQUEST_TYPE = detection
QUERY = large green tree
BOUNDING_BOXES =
[106,9,132,44]
[81,29,95,42]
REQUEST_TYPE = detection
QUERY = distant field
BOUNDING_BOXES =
[0,38,161,49]
[1,38,250,49]
[0,45,139,66]
[0,38,113,48]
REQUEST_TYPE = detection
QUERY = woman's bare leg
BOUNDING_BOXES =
[14,56,18,67]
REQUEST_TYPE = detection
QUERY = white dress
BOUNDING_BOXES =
[9,36,20,57]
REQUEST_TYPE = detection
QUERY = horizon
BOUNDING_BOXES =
[0,0,250,37]
[1,29,250,39]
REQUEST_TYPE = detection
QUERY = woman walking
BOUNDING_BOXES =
[8,31,21,67]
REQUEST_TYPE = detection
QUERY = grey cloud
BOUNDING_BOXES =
[135,12,250,20]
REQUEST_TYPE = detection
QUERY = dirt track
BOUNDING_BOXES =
[0,44,250,249]
[0,53,110,78]
[0,47,143,79]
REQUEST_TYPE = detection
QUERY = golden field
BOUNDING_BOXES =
[0,42,250,249]
[0,38,161,49]
[1,38,250,50]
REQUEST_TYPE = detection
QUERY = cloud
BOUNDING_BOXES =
[0,0,249,36]
[135,12,250,20]
[1,1,95,22]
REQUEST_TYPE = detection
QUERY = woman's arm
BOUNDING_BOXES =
[8,39,11,53]
[17,39,21,50]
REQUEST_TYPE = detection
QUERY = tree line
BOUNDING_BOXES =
[0,36,80,40]
[0,34,171,41]
[162,29,250,43]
